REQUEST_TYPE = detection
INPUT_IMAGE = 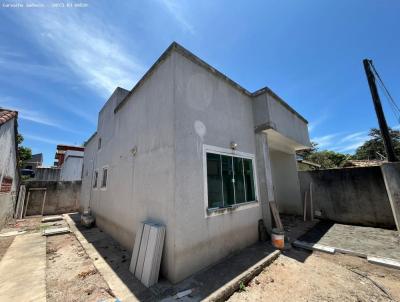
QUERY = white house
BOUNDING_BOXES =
[0,108,19,229]
[81,42,310,283]
[59,149,85,181]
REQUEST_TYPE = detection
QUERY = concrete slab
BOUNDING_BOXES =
[0,233,46,301]
[293,240,335,254]
[41,215,63,223]
[43,227,70,236]
[367,256,400,270]
[298,222,400,262]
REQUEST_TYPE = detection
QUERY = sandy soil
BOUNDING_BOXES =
[46,232,115,302]
[228,248,400,302]
[0,236,14,261]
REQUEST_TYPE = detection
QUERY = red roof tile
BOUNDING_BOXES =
[0,108,17,125]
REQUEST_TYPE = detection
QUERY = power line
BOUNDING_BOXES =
[369,61,400,123]
[375,76,400,123]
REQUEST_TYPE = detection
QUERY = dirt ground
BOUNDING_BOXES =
[46,232,114,302]
[229,248,400,302]
[0,216,116,302]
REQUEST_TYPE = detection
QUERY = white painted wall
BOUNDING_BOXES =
[172,52,264,282]
[81,45,310,283]
[60,150,84,181]
[269,149,302,215]
[81,133,97,211]
[253,91,310,148]
[0,117,18,228]
[81,56,177,280]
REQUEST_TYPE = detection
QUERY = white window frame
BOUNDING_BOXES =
[203,144,259,218]
[92,170,98,190]
[100,166,108,190]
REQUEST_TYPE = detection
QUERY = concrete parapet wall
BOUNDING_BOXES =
[298,166,396,228]
[24,181,80,216]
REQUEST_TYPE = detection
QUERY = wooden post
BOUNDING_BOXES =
[41,190,47,216]
[24,191,31,218]
[303,190,308,221]
[310,182,314,221]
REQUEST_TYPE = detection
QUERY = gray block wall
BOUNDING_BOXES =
[25,181,80,216]
[298,166,396,228]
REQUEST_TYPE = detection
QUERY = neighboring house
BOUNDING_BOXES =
[0,108,19,229]
[342,159,384,167]
[21,153,43,178]
[34,145,84,181]
[23,153,43,170]
[58,148,85,181]
[81,42,310,283]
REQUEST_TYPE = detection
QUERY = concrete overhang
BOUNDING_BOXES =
[264,128,310,154]
[253,89,311,151]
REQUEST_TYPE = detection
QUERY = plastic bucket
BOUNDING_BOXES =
[271,228,285,249]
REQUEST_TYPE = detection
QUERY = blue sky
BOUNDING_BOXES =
[1,0,399,166]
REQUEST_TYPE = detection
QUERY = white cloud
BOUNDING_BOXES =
[158,0,195,34]
[0,97,82,134]
[24,134,72,146]
[313,130,371,154]
[312,133,340,149]
[17,11,144,97]
[308,114,328,133]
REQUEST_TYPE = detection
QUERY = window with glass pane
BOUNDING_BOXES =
[93,171,98,188]
[207,153,223,208]
[233,157,246,203]
[243,159,255,202]
[221,155,234,206]
[206,152,256,209]
[101,168,108,188]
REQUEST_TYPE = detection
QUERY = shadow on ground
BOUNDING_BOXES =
[279,215,332,263]
[68,213,278,301]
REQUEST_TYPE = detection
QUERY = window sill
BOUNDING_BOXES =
[206,200,259,217]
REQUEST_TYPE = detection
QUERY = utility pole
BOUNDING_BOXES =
[363,59,397,162]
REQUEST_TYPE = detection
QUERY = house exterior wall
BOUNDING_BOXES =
[81,133,97,211]
[253,91,310,147]
[81,45,310,284]
[172,52,264,282]
[81,55,177,279]
[269,149,302,215]
[0,118,18,229]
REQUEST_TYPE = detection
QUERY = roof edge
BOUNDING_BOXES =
[114,42,177,113]
[113,41,308,125]
[252,87,308,124]
[84,131,97,147]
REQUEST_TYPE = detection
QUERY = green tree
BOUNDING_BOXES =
[306,150,347,169]
[353,128,400,160]
[297,142,348,170]
[17,134,32,165]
